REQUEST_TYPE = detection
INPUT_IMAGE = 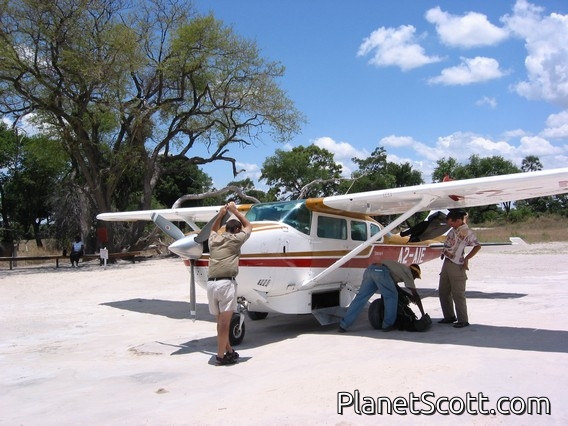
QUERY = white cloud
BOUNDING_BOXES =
[380,135,416,148]
[545,110,568,128]
[312,136,369,177]
[380,136,442,174]
[282,142,294,151]
[428,56,507,85]
[357,25,443,71]
[432,132,501,161]
[502,0,568,107]
[1,113,41,136]
[541,110,568,138]
[314,129,566,187]
[235,161,262,181]
[426,6,509,48]
[475,96,497,109]
[409,132,515,163]
[503,128,529,139]
[469,136,516,154]
[518,135,564,156]
[379,135,439,162]
[381,129,567,181]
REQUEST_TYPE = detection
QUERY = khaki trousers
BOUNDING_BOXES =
[439,259,468,323]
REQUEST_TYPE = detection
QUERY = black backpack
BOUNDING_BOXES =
[368,284,432,332]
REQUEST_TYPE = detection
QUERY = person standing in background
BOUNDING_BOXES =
[438,209,481,328]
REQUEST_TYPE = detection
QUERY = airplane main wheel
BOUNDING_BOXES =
[247,311,268,320]
[368,298,384,330]
[229,314,245,346]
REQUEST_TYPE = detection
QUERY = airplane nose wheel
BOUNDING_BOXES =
[229,313,245,346]
[229,301,247,346]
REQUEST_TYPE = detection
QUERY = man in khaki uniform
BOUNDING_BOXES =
[207,202,252,366]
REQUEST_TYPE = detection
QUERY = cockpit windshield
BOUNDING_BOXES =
[245,200,312,235]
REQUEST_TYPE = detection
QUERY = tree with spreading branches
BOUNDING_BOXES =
[0,0,304,249]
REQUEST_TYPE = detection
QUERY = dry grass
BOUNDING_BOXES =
[472,215,568,244]
[12,242,60,256]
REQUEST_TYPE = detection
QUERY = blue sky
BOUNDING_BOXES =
[192,0,568,189]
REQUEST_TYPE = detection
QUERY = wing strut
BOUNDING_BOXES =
[300,195,438,289]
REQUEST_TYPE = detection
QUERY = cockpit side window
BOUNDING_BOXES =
[351,221,367,241]
[317,216,347,239]
[370,223,384,243]
[282,202,311,235]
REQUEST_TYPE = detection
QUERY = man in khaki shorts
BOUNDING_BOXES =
[207,202,252,366]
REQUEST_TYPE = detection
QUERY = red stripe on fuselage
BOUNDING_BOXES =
[187,245,441,268]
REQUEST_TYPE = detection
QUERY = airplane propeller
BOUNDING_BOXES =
[194,211,231,243]
[151,213,185,240]
[150,211,230,320]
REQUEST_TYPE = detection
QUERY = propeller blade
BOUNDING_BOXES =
[151,213,185,240]
[189,259,197,321]
[194,212,231,243]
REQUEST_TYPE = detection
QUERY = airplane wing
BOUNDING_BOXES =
[318,167,568,215]
[300,167,568,288]
[96,205,223,224]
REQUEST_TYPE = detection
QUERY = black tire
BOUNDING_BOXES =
[229,314,245,346]
[247,311,268,321]
[368,298,384,330]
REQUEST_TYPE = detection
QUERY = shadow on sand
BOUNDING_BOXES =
[418,287,527,300]
[102,299,214,321]
[102,292,567,356]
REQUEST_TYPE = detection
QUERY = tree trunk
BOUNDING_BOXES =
[33,221,43,248]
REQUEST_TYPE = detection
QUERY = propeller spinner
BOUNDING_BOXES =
[151,213,204,320]
[150,212,229,320]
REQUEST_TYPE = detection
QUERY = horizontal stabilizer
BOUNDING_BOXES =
[509,237,527,245]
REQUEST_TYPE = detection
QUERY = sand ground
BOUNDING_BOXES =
[1,242,567,425]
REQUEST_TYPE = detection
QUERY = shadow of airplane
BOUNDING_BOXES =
[101,286,527,322]
[102,295,567,356]
[367,322,568,354]
[101,299,214,321]
[417,287,527,300]
[162,312,326,356]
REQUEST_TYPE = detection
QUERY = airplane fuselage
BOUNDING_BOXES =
[184,201,442,315]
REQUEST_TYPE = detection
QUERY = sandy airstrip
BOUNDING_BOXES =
[1,241,568,426]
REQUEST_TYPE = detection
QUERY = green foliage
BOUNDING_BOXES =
[433,154,520,182]
[337,147,423,197]
[521,155,543,172]
[342,147,391,193]
[154,156,213,208]
[0,124,69,244]
[431,157,460,182]
[432,154,521,222]
[260,145,343,199]
[0,0,304,248]
[508,207,532,223]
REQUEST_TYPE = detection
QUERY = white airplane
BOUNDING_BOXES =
[97,167,568,344]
